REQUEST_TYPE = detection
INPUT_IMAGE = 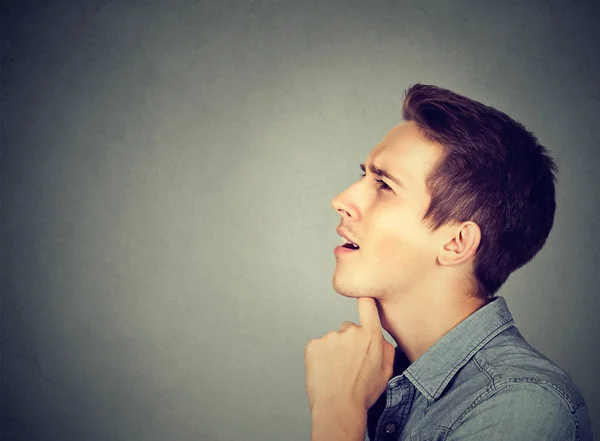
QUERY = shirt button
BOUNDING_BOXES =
[384,422,396,434]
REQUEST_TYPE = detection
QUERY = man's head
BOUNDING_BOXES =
[331,84,558,302]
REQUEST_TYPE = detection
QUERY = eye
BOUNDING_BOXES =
[359,173,392,191]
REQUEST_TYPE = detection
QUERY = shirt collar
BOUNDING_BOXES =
[395,295,515,402]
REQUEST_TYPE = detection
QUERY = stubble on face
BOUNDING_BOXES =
[331,122,445,300]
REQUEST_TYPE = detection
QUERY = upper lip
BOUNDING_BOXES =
[337,227,359,246]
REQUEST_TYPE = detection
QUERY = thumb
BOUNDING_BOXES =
[381,340,396,378]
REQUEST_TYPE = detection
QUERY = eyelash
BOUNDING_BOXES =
[359,173,392,191]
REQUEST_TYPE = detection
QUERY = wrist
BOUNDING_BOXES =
[311,401,367,441]
[311,400,366,419]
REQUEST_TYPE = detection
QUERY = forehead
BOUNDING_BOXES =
[367,121,443,186]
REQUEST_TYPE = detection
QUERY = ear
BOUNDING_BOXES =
[438,221,481,266]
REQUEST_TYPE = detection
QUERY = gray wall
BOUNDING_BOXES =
[2,1,599,440]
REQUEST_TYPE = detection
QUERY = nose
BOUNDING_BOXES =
[331,190,358,220]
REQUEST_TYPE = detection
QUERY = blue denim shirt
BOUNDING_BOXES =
[365,296,593,441]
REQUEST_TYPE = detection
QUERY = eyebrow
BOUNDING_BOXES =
[360,163,406,189]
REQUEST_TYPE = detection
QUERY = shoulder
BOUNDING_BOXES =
[444,379,591,441]
[472,325,588,410]
[445,327,592,440]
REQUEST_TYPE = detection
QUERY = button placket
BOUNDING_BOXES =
[375,385,403,441]
[374,378,414,441]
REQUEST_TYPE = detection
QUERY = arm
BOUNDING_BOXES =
[445,381,586,441]
[310,402,367,441]
[304,298,395,441]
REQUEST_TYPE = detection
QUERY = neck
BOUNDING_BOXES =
[377,288,491,364]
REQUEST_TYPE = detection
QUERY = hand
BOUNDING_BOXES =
[304,297,396,414]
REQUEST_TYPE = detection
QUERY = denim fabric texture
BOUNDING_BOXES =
[365,296,593,441]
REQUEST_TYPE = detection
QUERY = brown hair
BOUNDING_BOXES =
[402,84,558,300]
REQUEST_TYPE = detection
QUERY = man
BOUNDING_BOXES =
[304,84,593,441]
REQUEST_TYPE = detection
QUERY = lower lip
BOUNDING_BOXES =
[334,245,359,255]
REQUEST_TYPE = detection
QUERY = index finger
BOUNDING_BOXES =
[357,297,382,333]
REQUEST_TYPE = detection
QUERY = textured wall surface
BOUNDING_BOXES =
[2,1,599,440]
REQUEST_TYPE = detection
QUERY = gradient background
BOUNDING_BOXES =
[2,1,599,440]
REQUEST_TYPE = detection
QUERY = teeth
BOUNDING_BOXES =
[340,236,358,247]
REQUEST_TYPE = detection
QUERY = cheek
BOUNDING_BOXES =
[367,212,408,253]
[368,209,433,260]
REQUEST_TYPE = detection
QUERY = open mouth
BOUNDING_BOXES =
[340,237,360,250]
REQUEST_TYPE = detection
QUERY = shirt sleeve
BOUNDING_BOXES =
[444,381,591,441]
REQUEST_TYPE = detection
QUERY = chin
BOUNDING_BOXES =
[336,291,362,299]
[331,275,363,298]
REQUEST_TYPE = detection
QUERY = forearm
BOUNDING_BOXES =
[310,402,367,441]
